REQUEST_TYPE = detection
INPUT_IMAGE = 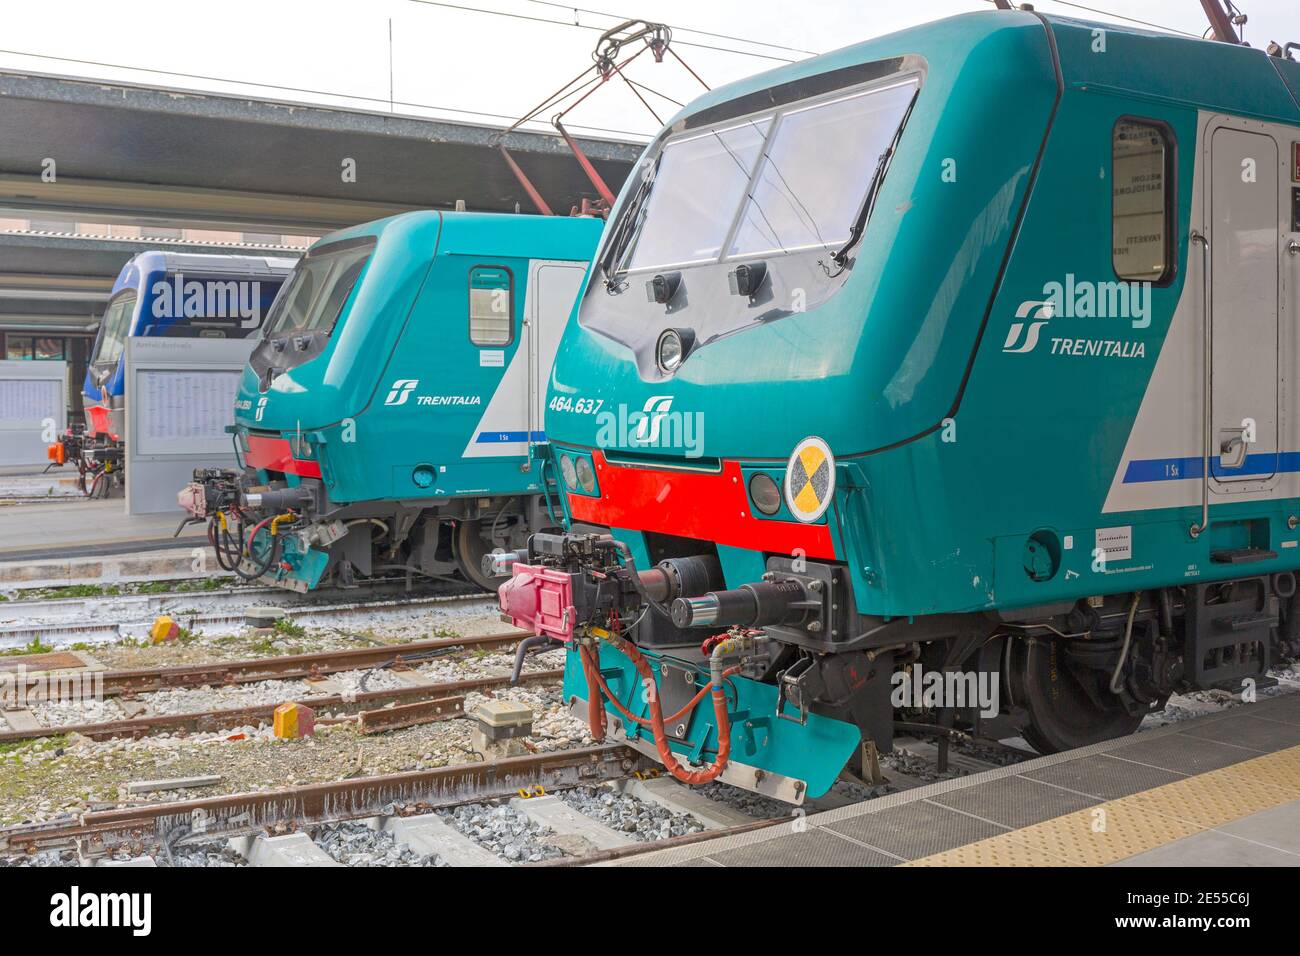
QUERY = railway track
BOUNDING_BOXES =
[0,578,478,618]
[4,688,1294,867]
[0,745,833,868]
[0,730,1033,868]
[0,700,1062,868]
[1,628,528,701]
[5,623,1283,866]
[0,587,490,648]
[0,668,564,745]
[0,745,641,858]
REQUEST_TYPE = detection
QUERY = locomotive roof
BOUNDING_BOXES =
[660,10,1300,131]
[112,250,297,293]
[314,209,605,264]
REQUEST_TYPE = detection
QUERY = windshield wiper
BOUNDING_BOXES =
[829,91,918,269]
[601,157,660,285]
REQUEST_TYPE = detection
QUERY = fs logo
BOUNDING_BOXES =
[1002,300,1055,354]
[385,379,419,406]
[254,396,267,422]
[633,395,673,443]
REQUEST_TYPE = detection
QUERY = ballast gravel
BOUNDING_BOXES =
[559,784,705,842]
[0,849,75,867]
[440,803,565,863]
[168,841,247,867]
[313,820,444,867]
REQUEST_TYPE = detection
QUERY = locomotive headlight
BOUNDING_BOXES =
[559,454,578,490]
[748,472,782,516]
[656,328,684,372]
[575,456,596,494]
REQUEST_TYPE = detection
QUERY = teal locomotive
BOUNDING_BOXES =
[179,211,603,592]
[495,10,1300,800]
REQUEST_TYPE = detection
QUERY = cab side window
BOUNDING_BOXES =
[1112,119,1174,283]
[468,266,514,346]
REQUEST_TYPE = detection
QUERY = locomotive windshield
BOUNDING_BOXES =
[91,290,139,369]
[610,75,919,275]
[263,237,375,338]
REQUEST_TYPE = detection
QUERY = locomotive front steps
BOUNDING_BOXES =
[1184,578,1276,689]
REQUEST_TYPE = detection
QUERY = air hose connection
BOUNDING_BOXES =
[580,627,755,786]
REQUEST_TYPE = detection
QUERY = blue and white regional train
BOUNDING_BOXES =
[494,10,1300,800]
[49,251,293,495]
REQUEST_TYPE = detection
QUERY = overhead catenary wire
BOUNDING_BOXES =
[0,45,653,140]
[407,0,803,62]
[521,0,821,56]
[1022,0,1204,39]
[0,0,795,141]
[0,1,1220,145]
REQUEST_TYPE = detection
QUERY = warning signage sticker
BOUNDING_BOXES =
[1095,526,1133,562]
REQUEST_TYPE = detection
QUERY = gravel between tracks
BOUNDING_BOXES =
[440,803,565,863]
[314,820,444,867]
[559,783,705,842]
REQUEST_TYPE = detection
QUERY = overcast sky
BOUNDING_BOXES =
[0,0,1293,141]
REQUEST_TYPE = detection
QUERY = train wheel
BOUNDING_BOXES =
[1008,637,1143,754]
[453,519,504,592]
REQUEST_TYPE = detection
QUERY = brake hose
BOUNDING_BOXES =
[232,513,291,580]
[581,631,742,785]
[1109,591,1142,694]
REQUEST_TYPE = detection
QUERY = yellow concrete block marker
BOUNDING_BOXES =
[150,615,180,644]
[273,702,316,739]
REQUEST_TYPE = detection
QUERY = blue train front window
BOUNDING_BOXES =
[729,78,919,258]
[263,237,375,338]
[93,290,138,368]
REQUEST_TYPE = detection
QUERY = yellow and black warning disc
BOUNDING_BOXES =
[784,436,835,522]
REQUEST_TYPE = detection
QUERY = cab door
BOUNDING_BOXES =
[528,260,588,442]
[1208,125,1279,486]
[460,260,583,462]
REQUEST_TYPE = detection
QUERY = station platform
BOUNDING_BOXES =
[616,693,1300,867]
[0,497,206,588]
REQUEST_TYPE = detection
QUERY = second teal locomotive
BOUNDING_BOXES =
[180,211,602,591]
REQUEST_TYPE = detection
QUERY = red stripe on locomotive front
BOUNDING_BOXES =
[245,435,323,479]
[566,450,836,560]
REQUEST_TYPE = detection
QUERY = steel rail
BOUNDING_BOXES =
[99,631,527,695]
[0,744,641,853]
[0,668,565,744]
[0,580,480,620]
[0,631,527,700]
[0,591,492,647]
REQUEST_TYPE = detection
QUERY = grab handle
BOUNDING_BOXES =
[1190,229,1211,539]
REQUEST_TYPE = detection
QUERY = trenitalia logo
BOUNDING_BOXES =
[385,379,419,406]
[594,395,705,457]
[1002,300,1055,354]
[634,395,673,443]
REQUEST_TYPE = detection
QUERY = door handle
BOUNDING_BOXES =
[1218,425,1250,469]
[1289,239,1300,256]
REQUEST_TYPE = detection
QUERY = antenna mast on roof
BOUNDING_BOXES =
[1199,0,1244,44]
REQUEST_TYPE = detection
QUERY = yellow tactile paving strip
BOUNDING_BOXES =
[905,745,1300,866]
